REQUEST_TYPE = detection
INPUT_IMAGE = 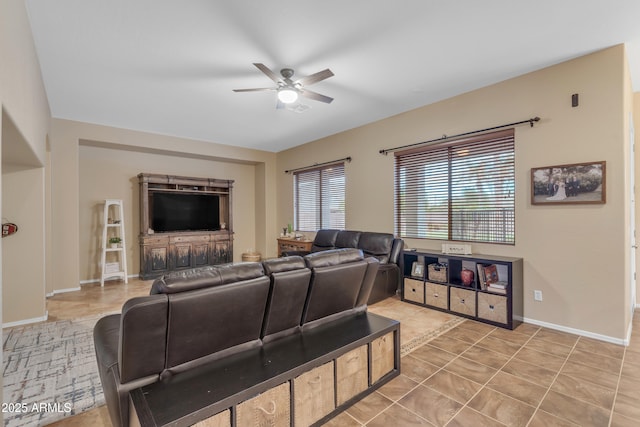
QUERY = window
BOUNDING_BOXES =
[394,129,515,244]
[294,162,346,231]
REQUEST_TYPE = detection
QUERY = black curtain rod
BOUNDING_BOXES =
[379,117,540,155]
[285,156,352,174]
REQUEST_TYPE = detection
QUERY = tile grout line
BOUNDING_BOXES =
[364,320,497,426]
[607,343,627,427]
[524,333,583,427]
[442,324,543,427]
[359,319,469,426]
[536,336,629,422]
[439,324,509,427]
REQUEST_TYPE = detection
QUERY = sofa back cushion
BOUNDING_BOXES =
[164,274,270,371]
[358,232,395,264]
[335,230,361,249]
[311,229,340,252]
[150,266,223,294]
[302,249,367,324]
[150,262,265,294]
[218,262,266,284]
[119,295,169,383]
[261,256,311,339]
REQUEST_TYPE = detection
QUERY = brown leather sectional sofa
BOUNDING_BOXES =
[282,230,404,304]
[93,248,400,427]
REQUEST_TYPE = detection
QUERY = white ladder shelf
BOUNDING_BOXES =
[101,199,128,286]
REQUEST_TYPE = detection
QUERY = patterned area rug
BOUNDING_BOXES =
[2,314,113,427]
[399,316,466,356]
[1,308,463,426]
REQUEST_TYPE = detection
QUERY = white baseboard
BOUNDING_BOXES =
[79,273,139,285]
[522,316,628,346]
[46,287,81,297]
[3,311,49,329]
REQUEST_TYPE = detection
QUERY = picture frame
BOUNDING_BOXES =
[411,262,424,278]
[531,161,606,205]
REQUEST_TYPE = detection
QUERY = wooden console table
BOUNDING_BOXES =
[277,237,313,256]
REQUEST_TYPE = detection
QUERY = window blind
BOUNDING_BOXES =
[294,162,346,231]
[395,129,515,244]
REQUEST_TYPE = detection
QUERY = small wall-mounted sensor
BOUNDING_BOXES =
[572,93,579,107]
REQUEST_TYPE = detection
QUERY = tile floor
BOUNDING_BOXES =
[326,312,640,427]
[44,279,640,426]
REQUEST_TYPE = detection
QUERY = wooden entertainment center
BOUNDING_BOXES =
[138,173,233,279]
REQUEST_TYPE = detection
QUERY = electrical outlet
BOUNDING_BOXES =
[534,290,543,301]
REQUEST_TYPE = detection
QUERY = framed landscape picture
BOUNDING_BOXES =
[531,161,605,205]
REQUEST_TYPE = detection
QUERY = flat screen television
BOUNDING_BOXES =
[151,192,220,232]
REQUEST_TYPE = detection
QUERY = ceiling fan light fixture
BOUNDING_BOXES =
[278,87,298,104]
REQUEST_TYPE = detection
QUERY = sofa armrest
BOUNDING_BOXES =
[389,238,404,265]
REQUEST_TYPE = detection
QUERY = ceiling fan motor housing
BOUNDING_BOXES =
[280,68,295,79]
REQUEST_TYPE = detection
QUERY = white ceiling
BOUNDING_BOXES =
[25,0,640,153]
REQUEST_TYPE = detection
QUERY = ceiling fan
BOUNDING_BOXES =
[233,63,334,109]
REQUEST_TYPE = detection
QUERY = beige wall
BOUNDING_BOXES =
[278,45,631,341]
[0,0,50,333]
[634,92,640,308]
[0,0,50,164]
[622,47,635,334]
[78,143,258,281]
[2,166,46,323]
[50,119,278,289]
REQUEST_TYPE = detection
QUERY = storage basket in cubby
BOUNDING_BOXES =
[427,263,448,282]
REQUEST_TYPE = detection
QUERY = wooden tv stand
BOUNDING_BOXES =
[138,173,234,279]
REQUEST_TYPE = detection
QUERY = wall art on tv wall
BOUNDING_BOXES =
[531,161,606,205]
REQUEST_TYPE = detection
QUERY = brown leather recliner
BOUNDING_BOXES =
[94,262,270,427]
[94,249,379,427]
[283,230,403,304]
[260,256,311,342]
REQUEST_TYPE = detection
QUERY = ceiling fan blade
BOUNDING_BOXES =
[300,89,333,104]
[232,87,275,92]
[253,63,282,84]
[296,68,334,86]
